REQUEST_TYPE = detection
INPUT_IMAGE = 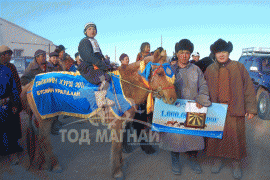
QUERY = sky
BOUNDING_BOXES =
[1,0,270,63]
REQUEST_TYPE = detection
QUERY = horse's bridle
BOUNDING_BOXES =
[109,64,175,99]
[142,64,175,99]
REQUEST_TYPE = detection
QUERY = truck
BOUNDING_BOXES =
[238,47,270,120]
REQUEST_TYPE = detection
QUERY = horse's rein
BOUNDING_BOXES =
[110,65,175,97]
[109,73,152,93]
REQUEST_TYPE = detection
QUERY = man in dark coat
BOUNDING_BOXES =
[0,46,23,143]
[204,39,257,179]
[194,52,214,73]
[21,49,56,86]
[0,47,23,163]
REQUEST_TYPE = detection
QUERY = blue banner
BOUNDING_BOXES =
[31,71,132,119]
[152,99,228,139]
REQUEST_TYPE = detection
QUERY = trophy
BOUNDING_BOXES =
[184,101,207,129]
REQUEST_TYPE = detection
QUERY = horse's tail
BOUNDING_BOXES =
[21,81,34,115]
[23,81,44,170]
[26,115,36,168]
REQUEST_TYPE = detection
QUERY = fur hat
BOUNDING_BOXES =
[0,45,12,55]
[175,39,194,54]
[210,39,233,54]
[119,53,128,61]
[84,22,97,35]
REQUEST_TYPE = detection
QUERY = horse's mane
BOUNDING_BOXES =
[118,50,167,73]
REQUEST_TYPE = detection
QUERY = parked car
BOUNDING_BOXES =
[238,47,270,120]
[10,56,34,77]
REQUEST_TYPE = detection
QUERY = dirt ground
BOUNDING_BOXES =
[0,111,269,180]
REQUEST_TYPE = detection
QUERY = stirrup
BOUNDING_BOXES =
[95,90,113,107]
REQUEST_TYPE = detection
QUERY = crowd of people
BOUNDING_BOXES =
[0,22,257,179]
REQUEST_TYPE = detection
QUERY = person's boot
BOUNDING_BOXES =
[51,118,64,136]
[189,156,202,174]
[140,140,156,154]
[99,81,110,91]
[171,151,181,175]
[211,158,223,173]
[232,160,242,179]
[10,153,19,165]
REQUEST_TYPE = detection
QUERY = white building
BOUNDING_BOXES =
[0,17,57,75]
[0,17,56,57]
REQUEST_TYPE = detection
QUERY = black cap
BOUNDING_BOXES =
[55,45,66,53]
[57,45,66,51]
[34,49,46,57]
[75,52,79,58]
[62,53,70,61]
[49,52,59,57]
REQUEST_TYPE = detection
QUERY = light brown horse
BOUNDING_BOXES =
[21,50,177,179]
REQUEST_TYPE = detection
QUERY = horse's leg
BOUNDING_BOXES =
[110,118,124,179]
[38,117,62,172]
[110,107,135,179]
[26,89,61,172]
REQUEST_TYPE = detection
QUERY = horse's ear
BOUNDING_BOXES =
[160,50,167,57]
[160,50,167,64]
[143,55,154,64]
[153,50,161,63]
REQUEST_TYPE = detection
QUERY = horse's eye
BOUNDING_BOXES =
[157,72,163,76]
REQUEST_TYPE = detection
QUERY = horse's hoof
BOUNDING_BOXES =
[10,156,20,165]
[140,144,157,155]
[115,176,125,180]
[52,165,63,173]
[114,171,125,180]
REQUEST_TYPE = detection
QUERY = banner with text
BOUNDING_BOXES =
[31,71,132,119]
[152,99,228,139]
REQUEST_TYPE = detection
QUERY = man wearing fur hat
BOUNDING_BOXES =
[160,39,211,175]
[78,22,114,90]
[21,49,56,86]
[204,39,257,179]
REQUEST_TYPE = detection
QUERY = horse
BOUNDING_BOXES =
[21,49,177,179]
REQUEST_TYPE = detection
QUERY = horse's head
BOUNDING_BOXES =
[146,49,177,105]
[61,55,75,71]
